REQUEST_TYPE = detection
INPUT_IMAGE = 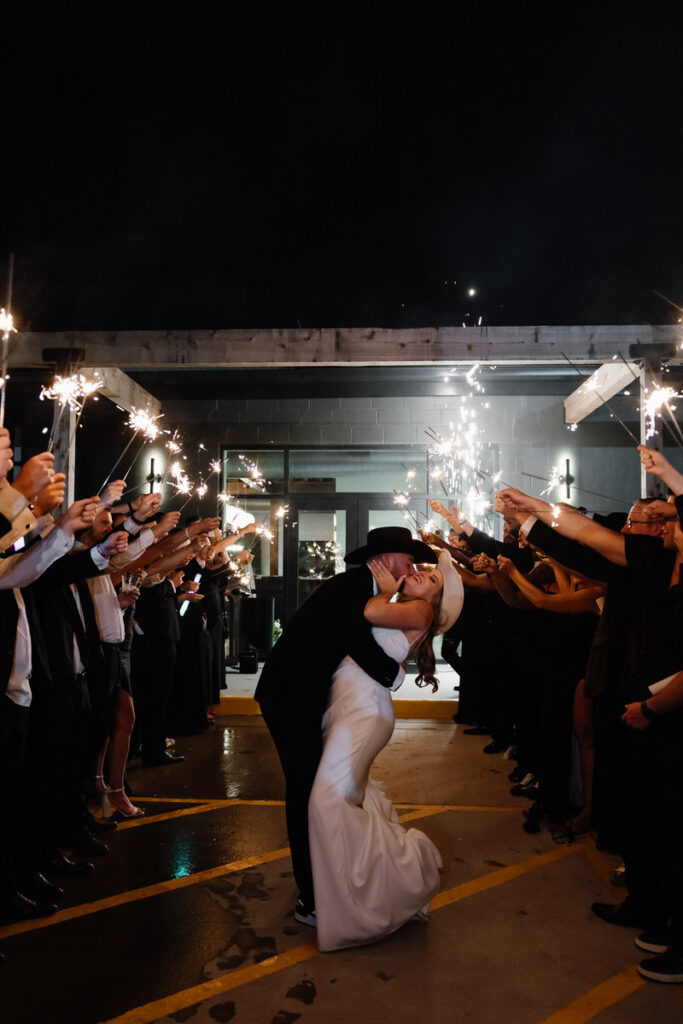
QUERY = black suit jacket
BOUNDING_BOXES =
[255,566,399,728]
[525,520,679,701]
[134,580,181,645]
[23,548,107,698]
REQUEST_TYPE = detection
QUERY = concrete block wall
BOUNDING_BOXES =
[153,393,680,515]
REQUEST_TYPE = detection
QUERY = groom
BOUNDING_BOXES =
[255,526,437,924]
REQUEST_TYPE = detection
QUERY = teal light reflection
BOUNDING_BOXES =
[170,834,194,879]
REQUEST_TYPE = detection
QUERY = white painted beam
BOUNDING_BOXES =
[564,361,639,424]
[85,366,161,416]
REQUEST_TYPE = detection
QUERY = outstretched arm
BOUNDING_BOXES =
[501,557,604,614]
[497,488,627,567]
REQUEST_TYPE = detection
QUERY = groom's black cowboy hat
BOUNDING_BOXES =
[344,526,437,565]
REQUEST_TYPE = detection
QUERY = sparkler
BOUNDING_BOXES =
[40,373,104,453]
[640,384,683,450]
[99,406,163,492]
[540,465,563,497]
[237,454,268,491]
[0,254,15,428]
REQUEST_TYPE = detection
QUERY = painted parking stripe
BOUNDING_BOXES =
[98,844,584,1024]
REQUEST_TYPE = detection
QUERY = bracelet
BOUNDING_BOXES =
[640,701,657,721]
[131,512,145,525]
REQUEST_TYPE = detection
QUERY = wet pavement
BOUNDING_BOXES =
[2,716,682,1024]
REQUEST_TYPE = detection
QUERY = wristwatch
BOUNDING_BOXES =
[640,701,657,721]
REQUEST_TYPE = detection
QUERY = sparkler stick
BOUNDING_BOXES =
[652,289,683,315]
[0,253,15,429]
[99,408,162,492]
[520,470,626,506]
[66,376,102,453]
[41,374,93,454]
[560,351,640,445]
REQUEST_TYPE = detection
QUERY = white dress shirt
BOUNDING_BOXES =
[7,589,33,707]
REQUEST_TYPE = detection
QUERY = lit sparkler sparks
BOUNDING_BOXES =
[127,406,162,441]
[541,465,563,497]
[196,482,208,498]
[0,308,15,339]
[643,386,681,440]
[238,454,267,490]
[40,373,104,453]
[275,505,289,519]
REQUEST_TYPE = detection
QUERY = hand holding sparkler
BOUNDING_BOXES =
[471,553,497,576]
[496,555,514,578]
[134,491,162,521]
[56,497,100,536]
[152,511,181,538]
[100,480,127,508]
[98,531,129,558]
[638,445,683,496]
[429,499,469,533]
[32,473,66,516]
[12,452,54,501]
[187,516,221,538]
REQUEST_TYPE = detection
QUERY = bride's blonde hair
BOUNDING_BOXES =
[397,589,442,692]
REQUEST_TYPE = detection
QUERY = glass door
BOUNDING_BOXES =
[284,496,358,624]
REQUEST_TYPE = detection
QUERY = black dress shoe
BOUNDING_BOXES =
[47,853,95,876]
[19,873,64,903]
[86,811,118,833]
[142,751,185,766]
[0,892,58,923]
[483,739,508,754]
[591,900,657,930]
[71,828,109,857]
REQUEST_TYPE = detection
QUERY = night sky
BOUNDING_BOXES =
[4,3,683,332]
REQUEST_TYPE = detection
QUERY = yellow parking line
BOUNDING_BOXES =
[97,943,320,1024]
[100,843,584,1024]
[431,842,582,910]
[0,847,290,940]
[535,965,645,1023]
[0,807,446,940]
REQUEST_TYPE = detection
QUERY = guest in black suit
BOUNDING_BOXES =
[255,525,437,923]
[132,571,185,765]
[23,518,128,864]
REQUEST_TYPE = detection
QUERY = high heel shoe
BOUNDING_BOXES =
[107,788,145,820]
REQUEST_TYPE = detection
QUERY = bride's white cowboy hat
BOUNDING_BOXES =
[344,526,437,566]
[434,548,464,635]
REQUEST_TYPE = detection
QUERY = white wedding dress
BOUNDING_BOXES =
[308,627,443,952]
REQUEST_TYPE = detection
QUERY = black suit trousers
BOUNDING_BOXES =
[132,634,178,758]
[0,695,30,900]
[260,701,322,909]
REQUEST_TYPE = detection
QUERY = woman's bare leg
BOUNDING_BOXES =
[107,691,141,816]
[569,678,594,834]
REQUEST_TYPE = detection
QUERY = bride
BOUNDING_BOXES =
[308,548,464,952]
